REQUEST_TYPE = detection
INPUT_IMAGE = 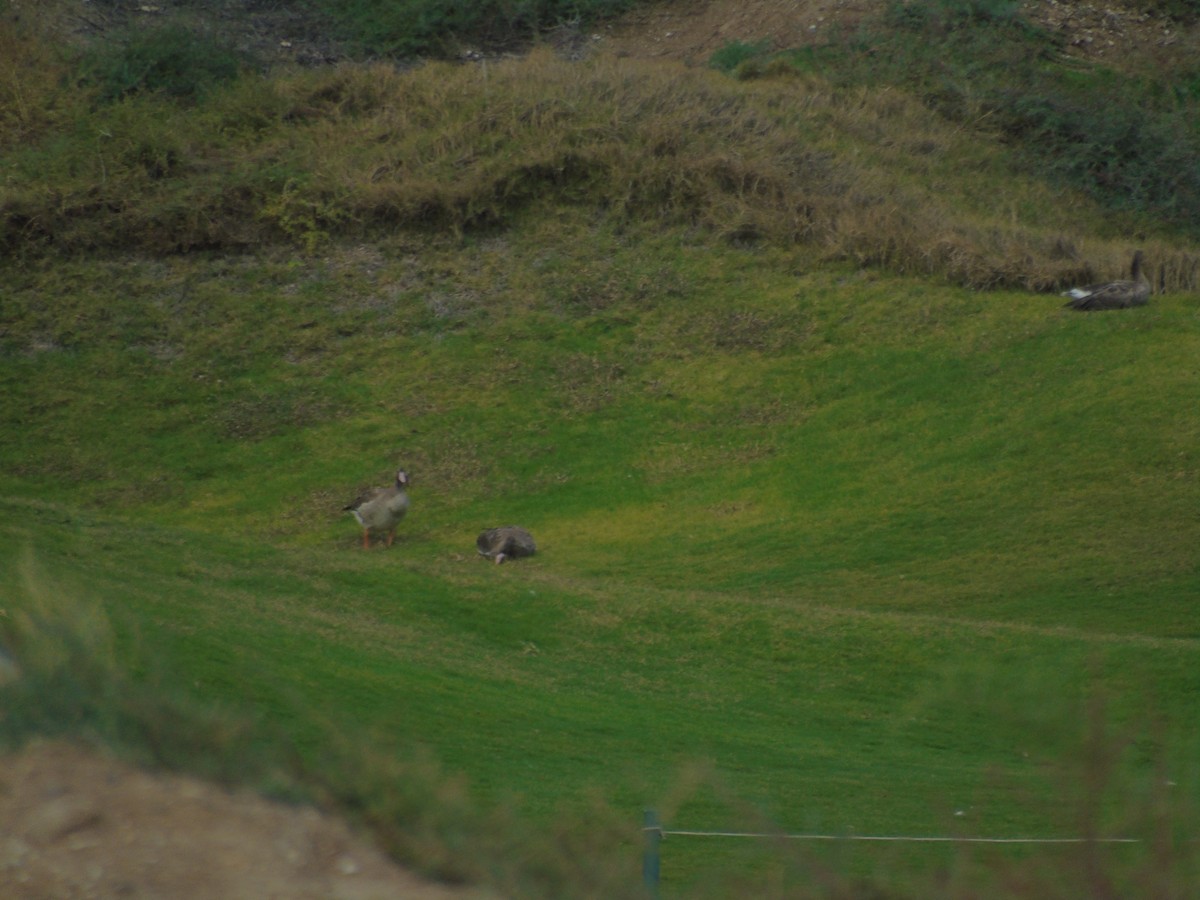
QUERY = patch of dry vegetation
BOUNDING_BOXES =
[0,10,79,148]
[3,12,1196,290]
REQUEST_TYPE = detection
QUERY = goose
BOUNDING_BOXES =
[344,470,409,549]
[476,525,536,564]
[1062,250,1151,310]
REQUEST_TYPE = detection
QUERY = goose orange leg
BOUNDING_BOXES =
[362,530,371,549]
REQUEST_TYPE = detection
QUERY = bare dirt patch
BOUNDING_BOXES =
[594,0,1197,69]
[0,740,491,899]
[597,0,882,63]
[18,0,1195,71]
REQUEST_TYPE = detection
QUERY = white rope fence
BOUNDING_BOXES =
[652,827,1139,844]
[640,810,1140,895]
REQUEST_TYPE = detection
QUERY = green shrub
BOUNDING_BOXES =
[78,24,247,103]
[708,40,771,74]
[772,0,1200,236]
[1000,76,1200,222]
[884,0,1022,30]
[314,0,637,57]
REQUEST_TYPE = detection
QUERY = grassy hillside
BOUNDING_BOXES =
[4,222,1199,895]
[3,3,1200,897]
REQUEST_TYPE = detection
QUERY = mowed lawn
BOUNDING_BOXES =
[3,228,1198,894]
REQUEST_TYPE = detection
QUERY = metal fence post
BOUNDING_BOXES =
[643,808,661,897]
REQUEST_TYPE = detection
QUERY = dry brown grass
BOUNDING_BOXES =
[0,9,82,150]
[3,28,1198,290]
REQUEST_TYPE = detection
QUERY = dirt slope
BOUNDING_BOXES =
[1,740,493,899]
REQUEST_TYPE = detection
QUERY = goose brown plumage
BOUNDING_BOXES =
[1062,250,1151,310]
[344,470,410,549]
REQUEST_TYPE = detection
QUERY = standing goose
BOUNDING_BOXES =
[344,470,409,549]
[1062,250,1151,310]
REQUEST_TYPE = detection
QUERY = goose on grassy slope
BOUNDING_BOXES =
[344,470,409,549]
[1062,250,1151,310]
[476,525,536,564]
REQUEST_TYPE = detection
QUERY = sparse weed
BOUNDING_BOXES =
[258,178,351,254]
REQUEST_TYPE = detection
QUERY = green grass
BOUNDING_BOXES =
[3,217,1199,896]
[2,7,1200,895]
[4,492,1195,893]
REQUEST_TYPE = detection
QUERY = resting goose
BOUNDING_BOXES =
[476,526,536,564]
[1062,250,1151,310]
[344,470,409,549]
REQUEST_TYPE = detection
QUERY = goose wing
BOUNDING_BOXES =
[344,485,387,512]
